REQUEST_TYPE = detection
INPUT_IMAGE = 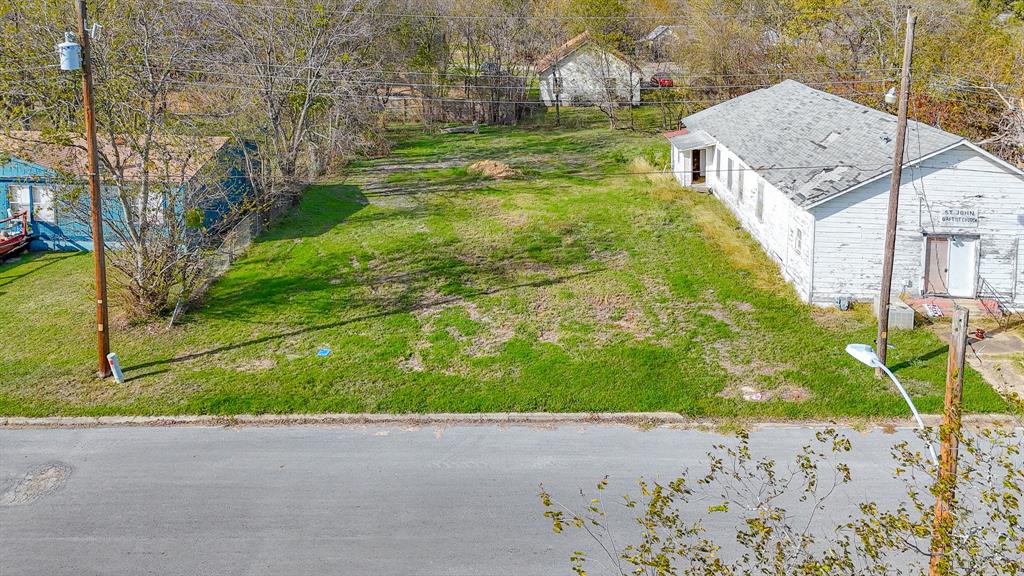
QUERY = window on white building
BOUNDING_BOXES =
[794,227,804,255]
[726,158,734,191]
[755,180,764,222]
[6,185,30,218]
[33,187,57,223]
[737,165,745,203]
[714,149,720,180]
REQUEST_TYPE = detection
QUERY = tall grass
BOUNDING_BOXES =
[629,156,786,292]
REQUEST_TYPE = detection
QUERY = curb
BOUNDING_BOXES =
[0,412,1019,430]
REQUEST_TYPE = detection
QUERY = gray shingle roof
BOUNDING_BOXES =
[679,80,964,206]
[646,25,671,41]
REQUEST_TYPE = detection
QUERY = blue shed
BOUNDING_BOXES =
[0,132,254,252]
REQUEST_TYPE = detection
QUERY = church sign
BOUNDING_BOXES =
[935,205,979,230]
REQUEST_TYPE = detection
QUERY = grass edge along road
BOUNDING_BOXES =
[0,121,1010,417]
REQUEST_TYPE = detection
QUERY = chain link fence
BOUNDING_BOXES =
[168,195,294,326]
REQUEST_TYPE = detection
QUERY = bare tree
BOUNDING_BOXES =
[0,0,255,317]
[202,0,386,199]
[980,86,1024,167]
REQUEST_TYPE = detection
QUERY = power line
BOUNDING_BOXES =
[0,83,992,109]
[155,78,896,105]
[0,68,1004,110]
[179,0,811,21]
[88,63,897,91]
[14,50,901,80]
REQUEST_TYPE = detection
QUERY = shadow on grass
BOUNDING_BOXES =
[255,184,368,242]
[200,214,598,324]
[0,252,79,289]
[888,345,948,372]
[124,267,602,373]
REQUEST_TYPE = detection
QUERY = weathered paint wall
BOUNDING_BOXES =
[539,46,641,107]
[672,139,814,300]
[810,144,1024,308]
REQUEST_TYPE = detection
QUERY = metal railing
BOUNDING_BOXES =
[978,277,1023,326]
[0,210,31,258]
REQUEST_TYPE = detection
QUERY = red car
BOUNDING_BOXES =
[649,73,674,88]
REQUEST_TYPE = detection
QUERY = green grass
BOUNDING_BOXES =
[0,120,1008,417]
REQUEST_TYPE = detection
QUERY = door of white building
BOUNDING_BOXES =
[924,237,949,294]
[946,236,978,297]
[925,235,978,297]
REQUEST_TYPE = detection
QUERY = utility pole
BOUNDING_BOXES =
[875,9,917,376]
[77,0,112,378]
[928,306,969,576]
[553,70,562,127]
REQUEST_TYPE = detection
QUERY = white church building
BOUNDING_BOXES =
[667,80,1024,309]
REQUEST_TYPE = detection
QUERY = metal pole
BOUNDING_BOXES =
[876,9,916,376]
[77,0,112,378]
[928,306,969,576]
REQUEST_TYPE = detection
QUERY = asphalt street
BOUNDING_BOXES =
[0,424,948,575]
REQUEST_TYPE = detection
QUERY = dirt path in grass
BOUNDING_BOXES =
[345,158,471,208]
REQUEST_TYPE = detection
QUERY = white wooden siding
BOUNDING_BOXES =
[539,47,640,107]
[697,141,815,300]
[810,144,1024,307]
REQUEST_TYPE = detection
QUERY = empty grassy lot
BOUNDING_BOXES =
[0,119,1008,416]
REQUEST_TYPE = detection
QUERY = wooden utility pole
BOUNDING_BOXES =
[875,9,917,376]
[553,70,562,127]
[77,0,112,378]
[928,306,969,576]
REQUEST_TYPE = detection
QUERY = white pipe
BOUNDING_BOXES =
[106,353,125,384]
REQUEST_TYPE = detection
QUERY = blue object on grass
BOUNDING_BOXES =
[317,347,331,357]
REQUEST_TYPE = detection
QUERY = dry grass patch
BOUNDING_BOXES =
[811,306,869,331]
[467,160,519,179]
[718,383,814,403]
[632,157,789,292]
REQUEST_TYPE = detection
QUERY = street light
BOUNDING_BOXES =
[845,343,939,465]
[884,86,898,106]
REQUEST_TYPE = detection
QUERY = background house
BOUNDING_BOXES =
[0,132,252,251]
[643,25,683,61]
[667,80,1024,310]
[537,32,642,107]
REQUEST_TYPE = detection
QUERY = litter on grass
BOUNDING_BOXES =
[316,347,331,357]
[740,386,764,402]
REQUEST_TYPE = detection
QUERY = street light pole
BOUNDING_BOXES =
[76,0,112,378]
[875,9,917,376]
[845,343,939,466]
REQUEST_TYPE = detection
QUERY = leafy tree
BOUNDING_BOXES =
[541,428,1024,575]
[566,0,637,52]
[976,0,1024,18]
